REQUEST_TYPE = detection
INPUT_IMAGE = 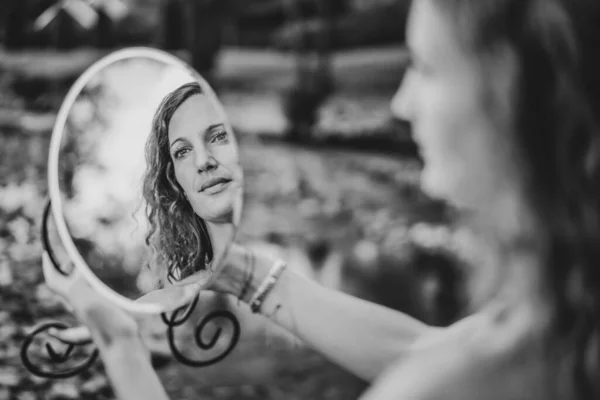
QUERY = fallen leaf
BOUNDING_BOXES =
[0,323,18,341]
[47,381,79,400]
[34,284,63,312]
[15,391,37,400]
[8,217,30,245]
[80,375,109,396]
[0,387,11,400]
[0,366,21,387]
[27,374,50,387]
[0,259,13,287]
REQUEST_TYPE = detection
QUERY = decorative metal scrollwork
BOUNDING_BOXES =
[21,200,100,379]
[40,199,69,277]
[22,199,241,378]
[21,321,99,379]
[161,295,241,367]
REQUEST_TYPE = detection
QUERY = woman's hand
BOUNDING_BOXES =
[204,242,248,295]
[41,252,138,334]
[41,252,171,400]
[41,252,81,315]
[206,242,282,302]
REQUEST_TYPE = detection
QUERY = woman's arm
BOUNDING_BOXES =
[41,253,172,400]
[355,307,548,400]
[357,313,493,400]
[212,245,438,382]
[79,304,171,400]
[51,243,436,385]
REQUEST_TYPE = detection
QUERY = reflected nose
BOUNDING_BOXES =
[194,147,217,172]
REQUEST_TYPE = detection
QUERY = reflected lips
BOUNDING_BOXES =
[199,177,232,194]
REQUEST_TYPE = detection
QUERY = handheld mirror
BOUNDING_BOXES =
[47,47,243,314]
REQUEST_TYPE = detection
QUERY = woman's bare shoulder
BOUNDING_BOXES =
[360,307,549,400]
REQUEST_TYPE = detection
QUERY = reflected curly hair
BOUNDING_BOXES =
[432,0,600,397]
[142,82,213,287]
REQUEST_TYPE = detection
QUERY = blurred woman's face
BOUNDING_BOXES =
[168,94,242,224]
[391,0,520,211]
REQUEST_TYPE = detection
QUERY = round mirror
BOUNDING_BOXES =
[48,48,243,314]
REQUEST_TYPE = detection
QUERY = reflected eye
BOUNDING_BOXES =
[173,147,191,160]
[210,131,228,144]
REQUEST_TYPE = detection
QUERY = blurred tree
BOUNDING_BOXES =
[160,0,186,50]
[92,0,129,48]
[26,0,127,49]
[273,0,410,50]
[4,0,31,49]
[33,0,97,49]
[282,0,337,142]
[187,0,230,84]
[95,7,115,48]
[52,7,84,49]
[230,0,347,46]
[156,0,229,86]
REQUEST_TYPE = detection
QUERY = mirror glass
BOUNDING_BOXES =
[49,49,243,311]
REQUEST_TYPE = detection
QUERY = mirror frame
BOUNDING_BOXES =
[48,47,239,314]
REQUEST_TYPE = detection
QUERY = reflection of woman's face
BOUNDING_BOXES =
[168,94,241,224]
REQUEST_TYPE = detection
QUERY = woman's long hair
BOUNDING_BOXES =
[432,0,600,397]
[142,82,213,287]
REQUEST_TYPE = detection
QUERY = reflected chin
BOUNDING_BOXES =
[192,197,235,224]
[191,180,240,224]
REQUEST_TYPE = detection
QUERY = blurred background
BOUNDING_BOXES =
[0,0,475,399]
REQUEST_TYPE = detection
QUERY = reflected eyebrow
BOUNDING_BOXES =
[206,123,225,132]
[169,138,185,149]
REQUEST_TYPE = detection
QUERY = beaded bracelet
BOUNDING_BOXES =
[249,259,287,314]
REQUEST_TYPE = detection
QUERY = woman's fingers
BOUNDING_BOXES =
[206,242,251,294]
[41,251,67,291]
[82,304,142,349]
[48,326,93,345]
[41,252,79,312]
[41,252,128,330]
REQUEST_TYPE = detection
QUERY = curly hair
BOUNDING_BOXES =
[142,82,213,287]
[431,0,600,397]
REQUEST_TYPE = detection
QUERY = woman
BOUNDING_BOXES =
[46,0,600,398]
[142,81,243,286]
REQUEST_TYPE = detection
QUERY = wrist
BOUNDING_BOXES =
[208,244,247,295]
[81,304,141,348]
[239,250,277,304]
[211,245,287,309]
[248,259,287,314]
